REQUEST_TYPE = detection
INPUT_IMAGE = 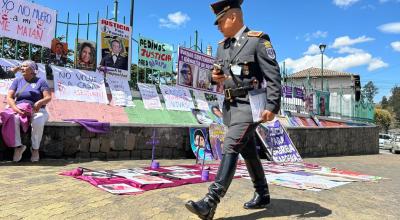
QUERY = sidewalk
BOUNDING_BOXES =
[0,153,398,220]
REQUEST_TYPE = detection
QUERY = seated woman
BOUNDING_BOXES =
[4,60,51,162]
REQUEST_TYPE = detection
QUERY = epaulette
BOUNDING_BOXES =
[247,31,263,37]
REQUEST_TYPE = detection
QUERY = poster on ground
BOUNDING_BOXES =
[106,75,134,107]
[177,47,223,94]
[160,85,194,111]
[209,124,226,160]
[75,39,97,71]
[256,120,302,163]
[52,66,108,104]
[137,83,163,110]
[189,128,213,161]
[98,19,132,80]
[0,0,56,48]
[138,36,173,73]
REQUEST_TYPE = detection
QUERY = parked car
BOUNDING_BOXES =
[391,137,400,154]
[379,134,392,150]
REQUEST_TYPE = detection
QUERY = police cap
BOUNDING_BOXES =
[210,0,243,25]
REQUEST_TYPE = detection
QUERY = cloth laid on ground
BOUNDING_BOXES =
[63,119,110,133]
[61,161,383,195]
[0,103,32,147]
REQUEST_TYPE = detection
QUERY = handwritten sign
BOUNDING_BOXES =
[137,83,163,110]
[52,66,108,104]
[0,0,56,47]
[138,36,173,72]
[106,75,134,107]
[160,85,194,111]
[256,120,303,163]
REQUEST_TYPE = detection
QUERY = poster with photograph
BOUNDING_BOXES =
[209,124,226,160]
[0,0,56,48]
[129,175,172,185]
[75,39,96,71]
[315,91,330,116]
[189,128,214,161]
[138,36,173,72]
[256,120,303,163]
[49,39,68,66]
[177,47,223,94]
[98,19,132,80]
[98,183,143,194]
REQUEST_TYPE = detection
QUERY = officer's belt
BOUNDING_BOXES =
[224,86,254,100]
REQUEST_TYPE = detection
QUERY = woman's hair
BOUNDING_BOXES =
[21,60,38,74]
[194,129,204,140]
[79,42,95,64]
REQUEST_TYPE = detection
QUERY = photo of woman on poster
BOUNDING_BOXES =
[179,62,194,87]
[190,128,213,162]
[75,40,96,71]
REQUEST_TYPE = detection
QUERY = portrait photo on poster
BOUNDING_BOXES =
[100,35,129,71]
[75,39,97,71]
[178,61,196,87]
[50,39,68,66]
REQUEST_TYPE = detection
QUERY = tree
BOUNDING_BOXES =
[381,96,389,109]
[389,85,400,126]
[362,81,378,104]
[375,108,392,133]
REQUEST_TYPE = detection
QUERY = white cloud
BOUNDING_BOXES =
[304,31,328,42]
[378,22,400,34]
[333,0,360,8]
[368,58,389,71]
[283,52,388,73]
[331,36,374,48]
[379,0,400,3]
[391,41,400,52]
[337,46,365,54]
[159,11,190,29]
[303,44,321,55]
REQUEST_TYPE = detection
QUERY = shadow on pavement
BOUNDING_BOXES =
[219,198,332,220]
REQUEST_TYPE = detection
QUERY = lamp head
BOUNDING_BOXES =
[319,44,327,53]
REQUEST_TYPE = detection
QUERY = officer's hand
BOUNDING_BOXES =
[261,110,275,123]
[212,69,227,83]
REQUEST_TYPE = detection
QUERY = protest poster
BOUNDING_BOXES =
[0,58,47,95]
[0,0,56,48]
[177,47,223,94]
[106,75,134,107]
[138,36,173,72]
[98,19,132,80]
[160,85,194,111]
[256,120,302,163]
[192,90,209,111]
[189,128,214,161]
[315,90,330,116]
[97,183,143,194]
[75,39,96,71]
[208,124,226,160]
[49,39,68,66]
[137,83,163,110]
[52,66,108,104]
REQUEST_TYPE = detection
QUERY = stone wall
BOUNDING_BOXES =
[0,123,379,161]
[286,126,379,157]
[0,122,202,161]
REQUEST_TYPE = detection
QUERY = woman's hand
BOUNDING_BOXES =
[33,101,42,113]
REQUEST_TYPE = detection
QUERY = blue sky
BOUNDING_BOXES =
[32,0,400,102]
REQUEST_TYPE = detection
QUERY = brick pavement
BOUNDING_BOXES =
[0,153,398,220]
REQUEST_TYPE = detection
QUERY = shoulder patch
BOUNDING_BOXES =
[264,41,273,48]
[247,31,263,37]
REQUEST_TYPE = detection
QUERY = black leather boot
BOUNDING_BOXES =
[243,158,270,209]
[186,153,239,219]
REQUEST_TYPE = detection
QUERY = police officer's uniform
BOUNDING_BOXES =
[185,0,281,219]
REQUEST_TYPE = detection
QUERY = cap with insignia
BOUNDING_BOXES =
[210,0,244,25]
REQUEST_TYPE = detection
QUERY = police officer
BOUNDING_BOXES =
[185,0,281,219]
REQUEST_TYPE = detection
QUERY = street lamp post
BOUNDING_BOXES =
[319,44,326,91]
